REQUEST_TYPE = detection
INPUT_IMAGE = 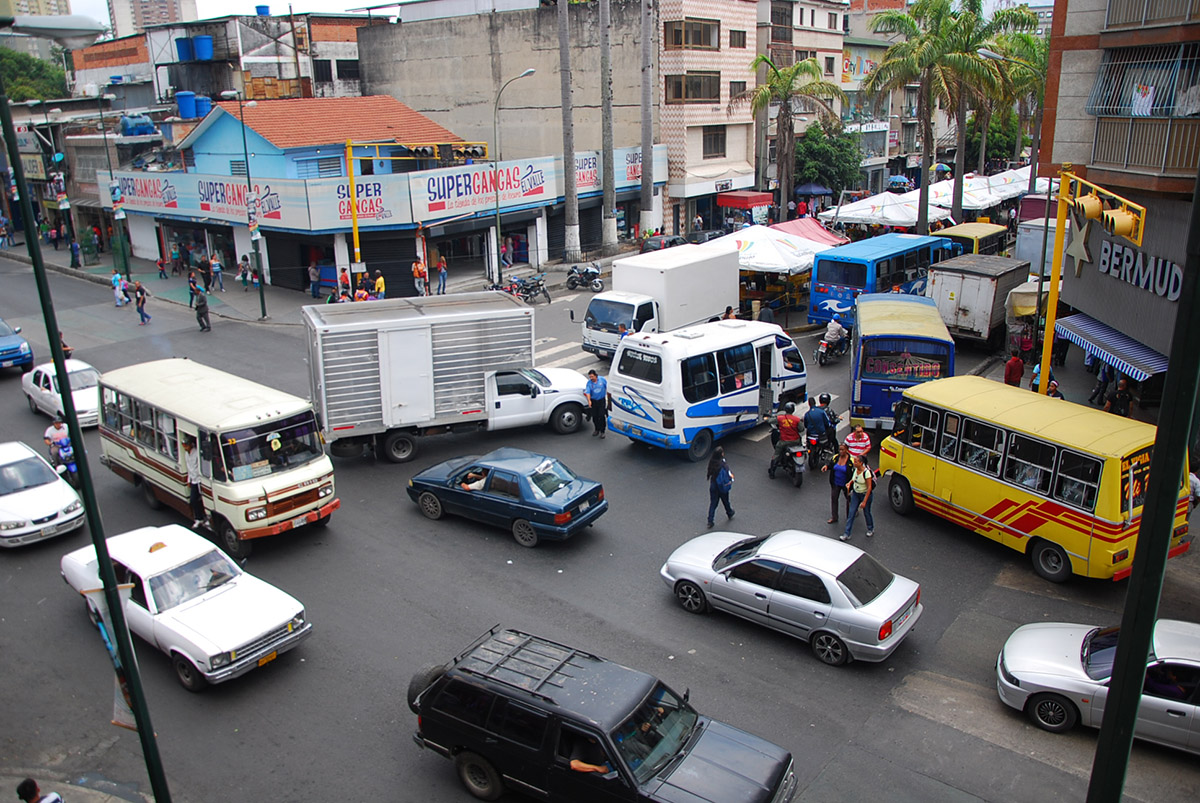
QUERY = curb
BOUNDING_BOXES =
[0,772,149,803]
[970,354,1005,377]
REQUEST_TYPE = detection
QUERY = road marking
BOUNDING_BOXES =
[534,336,557,347]
[541,352,596,370]
[536,341,579,360]
[557,292,581,304]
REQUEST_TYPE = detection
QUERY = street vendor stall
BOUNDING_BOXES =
[708,224,827,324]
[716,190,773,228]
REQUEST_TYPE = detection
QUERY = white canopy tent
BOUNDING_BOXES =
[818,192,953,227]
[900,179,1005,211]
[707,225,827,275]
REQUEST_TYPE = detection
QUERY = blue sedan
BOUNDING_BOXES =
[0,316,33,374]
[406,448,607,547]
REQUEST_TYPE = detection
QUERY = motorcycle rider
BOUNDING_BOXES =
[823,314,848,355]
[769,401,802,479]
[817,392,840,444]
[43,416,70,464]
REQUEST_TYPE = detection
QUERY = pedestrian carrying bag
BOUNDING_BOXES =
[717,465,734,493]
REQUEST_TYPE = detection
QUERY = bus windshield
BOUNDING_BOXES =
[222,411,324,481]
[861,338,951,384]
[816,259,867,289]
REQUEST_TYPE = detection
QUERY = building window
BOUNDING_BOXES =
[313,59,333,82]
[770,2,793,43]
[230,160,246,176]
[664,18,720,50]
[335,60,361,81]
[703,126,726,159]
[771,48,794,67]
[794,50,813,63]
[825,56,836,75]
[729,80,747,99]
[296,156,343,179]
[729,29,746,49]
[665,72,721,104]
[1087,44,1200,117]
[829,12,838,29]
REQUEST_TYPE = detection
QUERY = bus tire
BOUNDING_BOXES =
[686,430,714,462]
[1030,539,1072,583]
[381,431,418,463]
[888,475,914,515]
[218,520,251,559]
[139,477,163,510]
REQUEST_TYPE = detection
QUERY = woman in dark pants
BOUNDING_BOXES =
[706,446,735,528]
[821,441,852,524]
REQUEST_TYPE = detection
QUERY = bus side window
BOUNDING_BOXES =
[718,344,756,393]
[1004,433,1056,495]
[134,401,157,449]
[198,430,215,479]
[117,393,134,438]
[1054,451,1101,511]
[910,406,939,454]
[940,413,960,460]
[892,401,911,443]
[959,419,1004,477]
[681,354,718,403]
[102,387,119,429]
[156,411,178,461]
[875,259,893,292]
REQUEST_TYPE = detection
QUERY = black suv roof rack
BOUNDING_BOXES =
[453,627,603,706]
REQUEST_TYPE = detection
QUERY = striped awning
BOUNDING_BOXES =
[1054,313,1168,382]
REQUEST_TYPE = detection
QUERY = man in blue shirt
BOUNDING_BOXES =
[585,369,609,439]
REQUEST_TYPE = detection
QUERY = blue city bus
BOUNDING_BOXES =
[849,293,955,430]
[808,233,960,326]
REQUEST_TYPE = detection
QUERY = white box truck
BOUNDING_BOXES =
[575,241,740,359]
[1015,217,1067,280]
[926,254,1031,346]
[303,293,589,463]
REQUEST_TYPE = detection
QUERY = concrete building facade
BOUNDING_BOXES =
[1041,0,1200,406]
[107,0,197,38]
[0,0,72,59]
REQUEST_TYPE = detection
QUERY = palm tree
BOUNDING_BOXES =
[600,0,617,254]
[559,0,581,261]
[864,0,958,235]
[996,32,1050,192]
[639,0,654,239]
[744,56,845,218]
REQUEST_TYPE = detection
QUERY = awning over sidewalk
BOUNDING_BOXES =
[1054,313,1168,382]
[717,191,772,209]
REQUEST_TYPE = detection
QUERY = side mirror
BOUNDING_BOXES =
[55,464,67,475]
[13,326,21,334]
[600,770,621,782]
[683,688,690,703]
[569,309,576,322]
[529,385,539,398]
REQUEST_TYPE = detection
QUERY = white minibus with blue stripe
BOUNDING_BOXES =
[607,320,808,461]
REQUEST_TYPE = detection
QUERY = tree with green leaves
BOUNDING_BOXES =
[794,123,863,200]
[741,56,845,216]
[0,49,67,102]
[965,106,1021,168]
[995,32,1050,192]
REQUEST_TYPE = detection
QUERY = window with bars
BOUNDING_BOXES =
[730,30,746,49]
[183,149,195,168]
[771,2,793,43]
[295,156,343,179]
[664,18,720,50]
[702,125,726,159]
[336,60,361,80]
[729,80,747,100]
[771,48,794,67]
[1087,43,1200,118]
[665,72,721,104]
[313,59,333,82]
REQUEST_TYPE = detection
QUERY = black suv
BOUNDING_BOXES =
[409,628,797,802]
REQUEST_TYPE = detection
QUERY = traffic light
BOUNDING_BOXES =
[408,145,436,158]
[1102,208,1137,237]
[450,143,488,161]
[1073,193,1103,220]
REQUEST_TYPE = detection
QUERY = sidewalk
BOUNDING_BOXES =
[0,773,148,803]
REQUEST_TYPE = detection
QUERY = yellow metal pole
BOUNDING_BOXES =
[1037,167,1072,394]
[346,140,361,263]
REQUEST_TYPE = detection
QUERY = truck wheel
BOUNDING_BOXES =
[173,653,207,692]
[455,752,504,801]
[686,430,714,462]
[218,520,251,559]
[1030,539,1072,583]
[381,431,418,463]
[139,477,163,510]
[552,403,584,434]
[889,475,914,515]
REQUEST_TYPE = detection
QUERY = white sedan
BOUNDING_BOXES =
[21,359,101,426]
[0,441,85,547]
[61,525,313,691]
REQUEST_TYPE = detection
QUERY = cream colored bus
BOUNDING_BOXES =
[98,358,340,557]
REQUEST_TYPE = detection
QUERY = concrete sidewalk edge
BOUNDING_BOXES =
[1,772,150,803]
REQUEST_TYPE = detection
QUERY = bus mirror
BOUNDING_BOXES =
[569,309,575,322]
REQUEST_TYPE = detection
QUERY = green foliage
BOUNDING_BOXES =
[794,123,863,199]
[965,107,1025,167]
[0,49,68,102]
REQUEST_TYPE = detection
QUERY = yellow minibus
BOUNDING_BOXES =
[878,376,1189,582]
[936,222,1008,256]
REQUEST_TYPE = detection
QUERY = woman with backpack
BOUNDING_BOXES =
[706,446,735,528]
[841,454,875,541]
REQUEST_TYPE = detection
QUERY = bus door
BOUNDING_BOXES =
[901,404,942,498]
[757,344,774,418]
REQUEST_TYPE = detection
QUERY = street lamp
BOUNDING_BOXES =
[493,67,535,284]
[220,89,267,320]
[0,14,173,803]
[96,92,131,279]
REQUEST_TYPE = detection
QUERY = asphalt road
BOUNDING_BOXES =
[1,263,1197,803]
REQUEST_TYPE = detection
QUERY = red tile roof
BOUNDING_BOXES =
[214,95,463,150]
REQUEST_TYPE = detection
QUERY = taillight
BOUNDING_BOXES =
[597,488,605,501]
[1112,549,1129,564]
[554,512,572,524]
[878,620,894,641]
[915,587,920,606]
[663,409,676,429]
[1175,524,1189,538]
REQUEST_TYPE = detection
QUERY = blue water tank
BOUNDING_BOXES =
[121,115,157,136]
[256,5,270,16]
[193,35,214,61]
[175,37,194,61]
[176,91,196,119]
[194,95,213,117]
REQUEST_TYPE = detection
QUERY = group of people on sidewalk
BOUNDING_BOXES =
[1004,349,1135,417]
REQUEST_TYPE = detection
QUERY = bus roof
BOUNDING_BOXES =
[902,376,1155,459]
[618,319,788,355]
[100,358,313,431]
[815,233,950,262]
[937,222,1007,238]
[856,294,953,342]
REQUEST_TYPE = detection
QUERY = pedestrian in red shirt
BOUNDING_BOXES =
[1004,350,1025,387]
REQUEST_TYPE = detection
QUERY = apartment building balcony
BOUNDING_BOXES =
[1106,0,1200,29]
[1091,116,1200,176]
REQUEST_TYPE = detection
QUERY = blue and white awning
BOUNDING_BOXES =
[1054,313,1168,382]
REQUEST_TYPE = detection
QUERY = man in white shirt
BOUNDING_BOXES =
[183,438,205,528]
[43,417,70,462]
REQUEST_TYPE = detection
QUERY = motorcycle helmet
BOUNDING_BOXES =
[54,415,65,424]
[818,392,831,406]
[784,402,795,414]
[832,314,841,322]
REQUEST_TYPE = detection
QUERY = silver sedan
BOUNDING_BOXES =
[996,619,1200,755]
[660,529,922,666]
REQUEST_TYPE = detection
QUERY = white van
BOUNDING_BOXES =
[607,320,808,460]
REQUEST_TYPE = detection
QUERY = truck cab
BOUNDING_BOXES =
[581,291,658,359]
[484,368,589,434]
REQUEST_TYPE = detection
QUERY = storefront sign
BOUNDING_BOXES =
[575,154,599,193]
[715,180,733,192]
[843,47,881,83]
[99,170,312,230]
[15,124,39,154]
[845,121,889,134]
[411,157,557,221]
[19,154,46,180]
[308,174,413,230]
[1096,238,1182,302]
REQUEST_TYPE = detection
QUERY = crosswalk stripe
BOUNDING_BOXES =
[541,352,595,370]
[535,341,579,360]
[557,292,581,304]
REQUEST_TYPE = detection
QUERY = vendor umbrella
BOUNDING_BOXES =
[793,182,832,196]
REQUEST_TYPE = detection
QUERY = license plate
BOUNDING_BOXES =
[578,500,590,512]
[818,344,827,353]
[290,513,310,529]
[41,524,57,536]
[0,360,12,368]
[258,651,278,667]
[895,606,912,629]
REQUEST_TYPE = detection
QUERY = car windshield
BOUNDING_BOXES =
[611,684,699,784]
[53,368,101,394]
[1082,626,1121,680]
[0,456,59,496]
[0,319,16,337]
[585,298,635,330]
[713,536,767,571]
[221,411,324,480]
[519,368,550,387]
[836,553,895,607]
[148,549,240,612]
[526,458,575,498]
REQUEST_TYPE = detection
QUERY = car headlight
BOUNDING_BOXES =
[288,612,306,632]
[0,521,26,531]
[317,484,333,498]
[999,653,1020,687]
[210,651,233,669]
[246,506,267,521]
[19,342,29,354]
[63,500,82,514]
